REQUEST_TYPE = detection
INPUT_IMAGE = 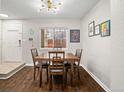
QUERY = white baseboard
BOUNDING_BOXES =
[26,63,33,66]
[81,64,111,92]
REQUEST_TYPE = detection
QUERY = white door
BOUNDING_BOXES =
[3,24,22,62]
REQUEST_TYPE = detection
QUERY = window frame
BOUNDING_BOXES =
[39,27,69,50]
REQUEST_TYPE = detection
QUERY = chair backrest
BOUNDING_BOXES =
[53,46,62,51]
[31,48,38,66]
[49,51,65,67]
[75,49,82,66]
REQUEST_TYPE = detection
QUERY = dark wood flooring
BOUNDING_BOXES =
[0,66,105,92]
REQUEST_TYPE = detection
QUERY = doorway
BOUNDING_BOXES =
[2,24,22,62]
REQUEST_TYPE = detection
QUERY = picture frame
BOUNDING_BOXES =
[70,29,80,43]
[95,24,100,35]
[88,21,95,37]
[100,20,111,37]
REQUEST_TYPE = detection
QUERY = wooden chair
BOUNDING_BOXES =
[65,49,82,85]
[48,51,66,90]
[31,48,49,81]
[74,49,82,81]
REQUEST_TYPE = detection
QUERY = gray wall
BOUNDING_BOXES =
[0,20,2,62]
[111,0,124,91]
[81,0,111,90]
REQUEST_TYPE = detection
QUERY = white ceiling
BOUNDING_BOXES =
[0,0,99,19]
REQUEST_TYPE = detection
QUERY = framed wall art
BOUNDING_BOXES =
[88,21,95,37]
[70,29,80,43]
[100,20,110,37]
[95,24,100,35]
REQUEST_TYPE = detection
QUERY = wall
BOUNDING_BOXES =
[111,0,124,91]
[0,20,2,62]
[81,0,111,90]
[2,19,81,65]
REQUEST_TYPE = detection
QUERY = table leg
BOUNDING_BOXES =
[70,60,74,87]
[39,61,42,87]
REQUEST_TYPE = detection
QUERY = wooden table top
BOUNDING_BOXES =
[35,52,79,61]
[48,50,65,53]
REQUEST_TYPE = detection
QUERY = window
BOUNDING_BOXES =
[41,27,67,48]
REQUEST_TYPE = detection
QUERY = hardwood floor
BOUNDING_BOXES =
[0,66,105,92]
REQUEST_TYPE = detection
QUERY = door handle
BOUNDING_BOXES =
[19,40,21,47]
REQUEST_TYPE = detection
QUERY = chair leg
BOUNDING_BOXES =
[65,68,67,85]
[62,75,64,91]
[66,68,68,72]
[70,69,72,85]
[37,68,39,77]
[74,67,76,74]
[46,68,49,82]
[34,68,36,80]
[77,68,80,87]
[49,75,52,90]
[78,68,80,79]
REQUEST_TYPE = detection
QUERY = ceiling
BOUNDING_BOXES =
[0,0,99,19]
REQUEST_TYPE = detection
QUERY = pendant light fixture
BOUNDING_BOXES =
[40,0,62,13]
[0,0,8,18]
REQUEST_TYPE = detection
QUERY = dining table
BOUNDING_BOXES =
[34,50,79,87]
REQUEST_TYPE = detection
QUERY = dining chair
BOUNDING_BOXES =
[31,48,49,81]
[74,49,82,80]
[48,51,66,90]
[65,49,82,85]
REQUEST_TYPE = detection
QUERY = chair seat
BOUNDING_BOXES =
[49,64,63,67]
[49,69,64,75]
[35,61,49,68]
[50,69,63,73]
[64,62,71,67]
[49,65,64,74]
[64,62,78,68]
